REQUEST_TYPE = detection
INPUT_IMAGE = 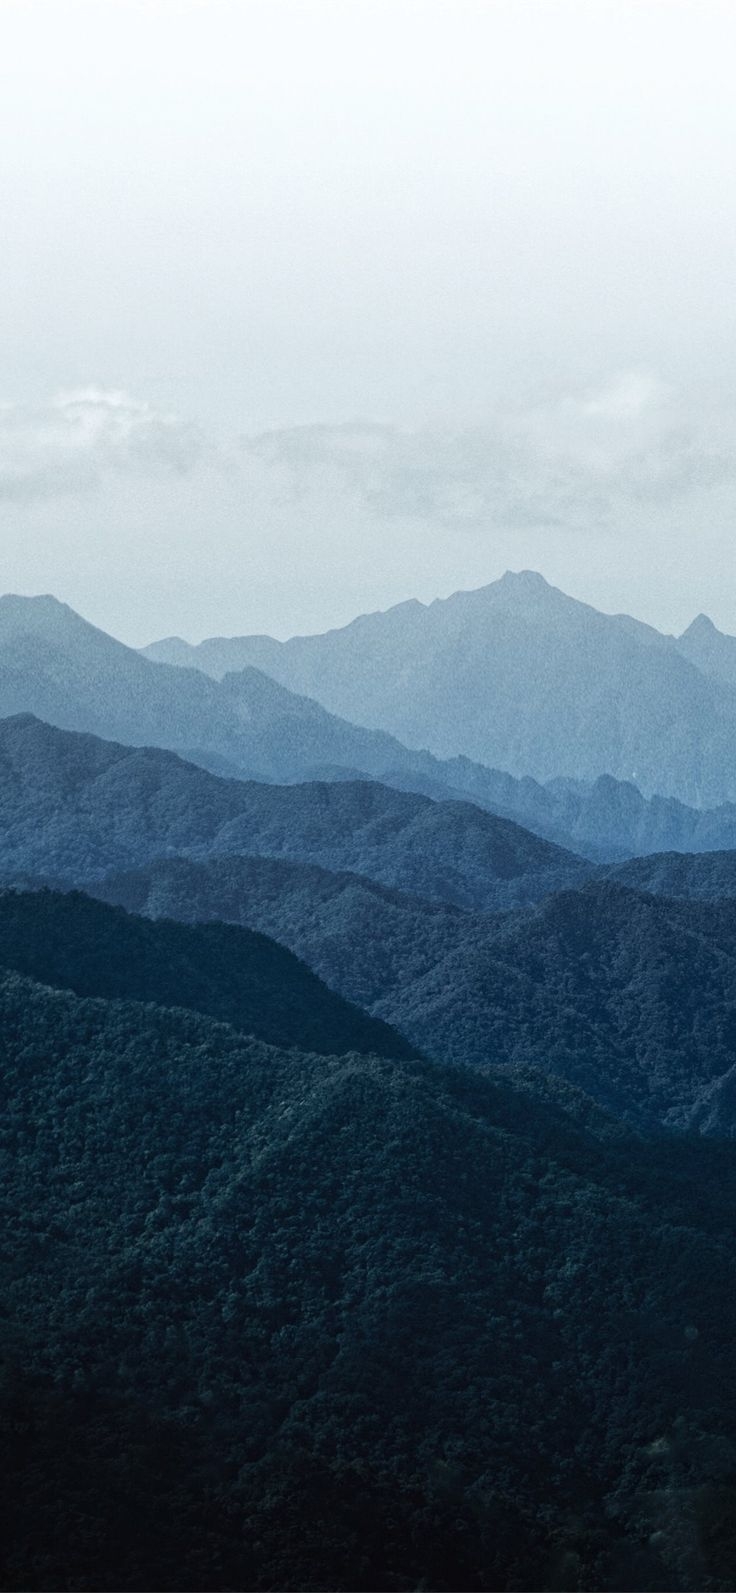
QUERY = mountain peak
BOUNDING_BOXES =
[0,594,145,666]
[0,592,72,616]
[680,612,719,640]
[491,570,565,605]
[471,569,567,611]
[428,571,563,614]
[498,569,552,590]
[0,592,95,639]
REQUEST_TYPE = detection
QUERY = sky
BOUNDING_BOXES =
[1,0,736,644]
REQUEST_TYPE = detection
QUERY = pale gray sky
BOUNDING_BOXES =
[1,0,736,643]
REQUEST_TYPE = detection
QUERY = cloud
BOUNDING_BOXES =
[5,373,734,532]
[0,388,207,503]
[581,371,671,419]
[4,374,736,644]
[239,372,736,533]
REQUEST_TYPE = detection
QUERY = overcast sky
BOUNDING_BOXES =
[1,0,736,643]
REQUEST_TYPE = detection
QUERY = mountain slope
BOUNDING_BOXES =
[0,715,590,908]
[0,886,417,1060]
[608,849,736,900]
[146,571,736,805]
[383,881,736,1134]
[0,593,512,797]
[3,968,736,1590]
[94,852,472,1013]
[96,857,736,1135]
[0,592,257,768]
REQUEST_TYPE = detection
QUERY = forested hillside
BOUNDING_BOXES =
[381,882,736,1133]
[95,851,470,1009]
[0,887,417,1060]
[95,859,736,1134]
[607,849,736,899]
[3,969,736,1590]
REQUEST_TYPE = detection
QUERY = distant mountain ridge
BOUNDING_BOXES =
[0,590,460,789]
[0,589,662,856]
[387,761,736,861]
[0,714,589,910]
[145,571,736,806]
[11,590,736,854]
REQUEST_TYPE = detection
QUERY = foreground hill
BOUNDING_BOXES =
[3,968,736,1590]
[0,887,416,1060]
[146,571,736,806]
[97,857,736,1135]
[0,715,589,909]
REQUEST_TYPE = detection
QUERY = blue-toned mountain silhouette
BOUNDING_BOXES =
[145,570,736,806]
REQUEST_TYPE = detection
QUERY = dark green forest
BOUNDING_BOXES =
[0,886,417,1062]
[3,968,736,1590]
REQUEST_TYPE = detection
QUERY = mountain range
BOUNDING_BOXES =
[6,712,736,1136]
[8,585,736,855]
[146,570,736,807]
[8,572,736,1589]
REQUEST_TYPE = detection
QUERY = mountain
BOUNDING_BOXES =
[0,886,416,1061]
[0,593,599,835]
[7,718,736,1136]
[0,715,590,909]
[3,966,736,1590]
[0,593,511,799]
[608,848,736,900]
[145,571,736,806]
[94,852,473,1014]
[676,611,736,690]
[13,592,736,856]
[402,762,736,862]
[0,591,262,770]
[380,881,736,1135]
[94,854,736,1135]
